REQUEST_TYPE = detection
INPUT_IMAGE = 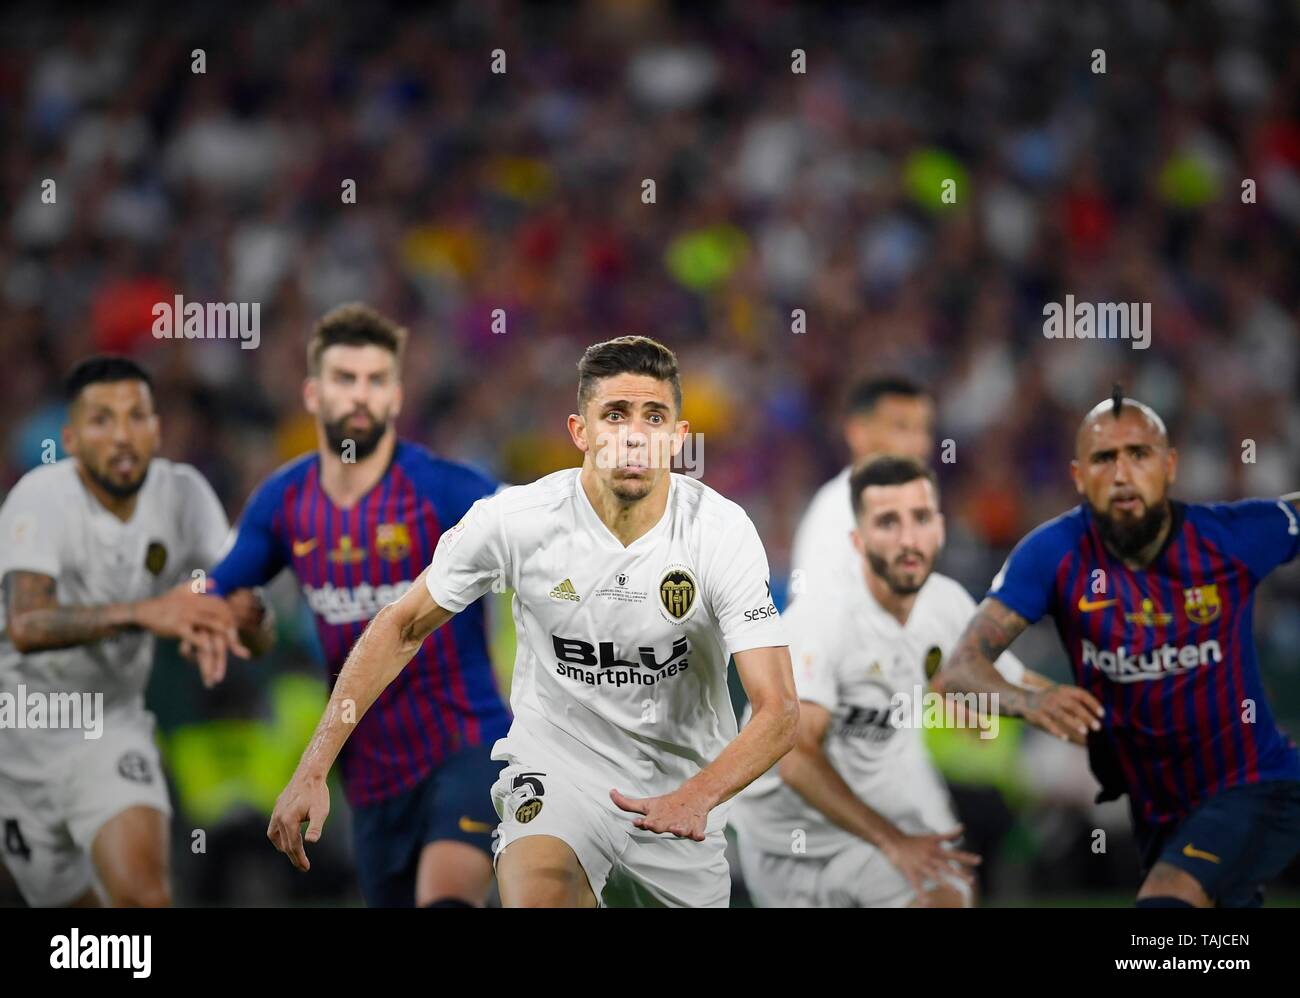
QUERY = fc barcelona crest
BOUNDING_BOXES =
[375,522,411,562]
[658,565,698,623]
[1183,584,1221,625]
[144,541,168,576]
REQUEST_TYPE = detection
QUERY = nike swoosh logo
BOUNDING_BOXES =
[1077,596,1119,612]
[292,538,318,556]
[459,816,493,834]
[1182,843,1220,864]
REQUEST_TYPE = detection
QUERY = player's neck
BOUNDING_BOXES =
[75,461,140,523]
[317,430,397,509]
[864,565,917,625]
[579,466,670,548]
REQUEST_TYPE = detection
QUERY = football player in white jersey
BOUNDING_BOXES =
[731,455,1051,907]
[790,376,934,606]
[0,356,266,907]
[268,335,799,907]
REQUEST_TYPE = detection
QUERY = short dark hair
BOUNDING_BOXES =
[846,375,927,417]
[64,355,154,404]
[576,335,682,414]
[849,454,938,518]
[308,302,408,375]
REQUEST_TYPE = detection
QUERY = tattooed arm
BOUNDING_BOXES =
[4,570,242,655]
[935,596,1104,744]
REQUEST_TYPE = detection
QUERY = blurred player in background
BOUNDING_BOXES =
[939,394,1300,907]
[0,357,261,907]
[203,303,510,908]
[266,335,799,907]
[732,455,1051,906]
[789,376,934,605]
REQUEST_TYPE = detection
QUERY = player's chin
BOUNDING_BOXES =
[610,469,654,497]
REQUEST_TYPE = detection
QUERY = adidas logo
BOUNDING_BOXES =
[549,578,581,602]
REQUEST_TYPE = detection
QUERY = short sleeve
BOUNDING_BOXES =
[1207,499,1300,581]
[174,465,232,578]
[0,471,65,580]
[424,494,511,613]
[784,602,839,710]
[705,511,787,656]
[986,519,1070,625]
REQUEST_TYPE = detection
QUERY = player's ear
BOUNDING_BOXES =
[1069,458,1084,495]
[671,418,689,456]
[60,421,77,458]
[1166,447,1178,486]
[566,413,588,452]
[935,510,946,549]
[302,377,319,416]
[850,527,865,558]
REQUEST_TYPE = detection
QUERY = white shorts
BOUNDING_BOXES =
[490,761,730,908]
[0,717,171,907]
[736,831,972,908]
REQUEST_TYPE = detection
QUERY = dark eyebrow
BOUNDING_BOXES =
[600,399,669,412]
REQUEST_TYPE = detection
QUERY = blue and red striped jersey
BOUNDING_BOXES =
[989,498,1300,825]
[209,440,510,806]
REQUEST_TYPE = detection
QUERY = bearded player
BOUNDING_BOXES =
[938,392,1300,907]
[732,455,1052,907]
[267,335,798,907]
[0,356,258,907]
[203,303,510,908]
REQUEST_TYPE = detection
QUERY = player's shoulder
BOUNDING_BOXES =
[144,457,215,496]
[4,458,79,499]
[393,440,496,497]
[808,466,852,512]
[225,452,317,524]
[1015,504,1090,558]
[1184,497,1290,531]
[487,466,582,518]
[917,571,976,611]
[670,473,756,533]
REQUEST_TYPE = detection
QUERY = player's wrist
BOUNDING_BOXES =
[121,598,151,633]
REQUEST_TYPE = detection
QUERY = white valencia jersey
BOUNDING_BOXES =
[732,569,1025,858]
[0,459,230,780]
[425,468,787,832]
[789,466,857,606]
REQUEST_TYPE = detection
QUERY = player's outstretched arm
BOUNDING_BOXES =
[3,570,244,656]
[267,566,453,871]
[937,597,1103,744]
[611,645,799,841]
[780,700,980,894]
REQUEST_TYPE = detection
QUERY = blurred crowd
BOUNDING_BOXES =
[2,0,1299,902]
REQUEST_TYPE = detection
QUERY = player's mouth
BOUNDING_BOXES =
[1110,494,1144,515]
[108,452,139,476]
[896,552,925,570]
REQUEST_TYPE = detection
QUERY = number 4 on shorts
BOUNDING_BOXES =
[3,819,31,862]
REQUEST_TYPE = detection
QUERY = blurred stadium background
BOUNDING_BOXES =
[2,0,1299,905]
